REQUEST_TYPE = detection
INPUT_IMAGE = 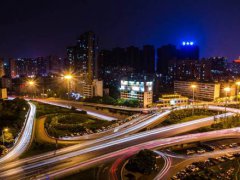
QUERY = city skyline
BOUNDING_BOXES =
[1,0,240,60]
[2,1,240,180]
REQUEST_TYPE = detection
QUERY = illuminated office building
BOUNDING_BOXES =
[120,77,153,107]
[174,80,220,101]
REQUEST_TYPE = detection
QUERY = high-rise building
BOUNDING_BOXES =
[111,47,126,67]
[67,31,99,83]
[157,45,178,75]
[208,57,227,74]
[36,57,49,76]
[47,55,63,74]
[98,50,112,67]
[178,41,199,60]
[2,58,17,78]
[2,58,10,78]
[0,58,5,77]
[16,58,27,77]
[142,45,155,73]
[168,59,200,81]
[99,45,155,74]
[9,58,17,78]
[16,58,37,77]
[228,59,240,75]
[126,46,141,70]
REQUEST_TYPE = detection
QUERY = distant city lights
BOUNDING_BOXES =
[182,41,194,46]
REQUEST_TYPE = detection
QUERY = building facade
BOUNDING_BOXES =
[82,79,103,98]
[158,94,189,107]
[120,77,153,107]
[0,58,5,77]
[174,81,221,101]
[0,88,7,99]
[67,31,99,83]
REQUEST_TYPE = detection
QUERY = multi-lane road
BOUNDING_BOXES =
[36,98,158,112]
[29,127,240,179]
[34,98,117,121]
[0,110,236,179]
[1,99,240,179]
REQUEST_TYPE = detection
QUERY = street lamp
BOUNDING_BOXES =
[27,79,37,98]
[191,84,197,115]
[2,128,8,146]
[236,81,240,102]
[28,80,35,86]
[64,74,73,100]
[224,87,231,97]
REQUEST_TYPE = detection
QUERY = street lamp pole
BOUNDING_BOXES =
[67,79,70,100]
[191,84,197,115]
[27,80,36,98]
[224,87,231,120]
[64,74,73,100]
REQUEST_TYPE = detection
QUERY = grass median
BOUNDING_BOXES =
[153,108,221,129]
[45,113,122,138]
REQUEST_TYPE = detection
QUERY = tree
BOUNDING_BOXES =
[0,145,6,155]
[102,96,116,105]
[116,98,125,106]
[125,149,159,175]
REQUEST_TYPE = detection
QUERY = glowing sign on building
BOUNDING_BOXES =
[120,80,152,93]
[132,86,140,91]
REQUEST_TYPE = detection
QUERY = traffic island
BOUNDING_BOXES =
[44,113,127,139]
[121,149,164,180]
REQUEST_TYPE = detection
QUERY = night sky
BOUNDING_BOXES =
[0,0,240,60]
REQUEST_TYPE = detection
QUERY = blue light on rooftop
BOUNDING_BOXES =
[182,41,195,46]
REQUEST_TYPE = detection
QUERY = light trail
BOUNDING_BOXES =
[153,151,172,180]
[32,127,240,180]
[0,102,36,163]
[0,111,236,178]
[0,102,238,179]
[34,99,117,121]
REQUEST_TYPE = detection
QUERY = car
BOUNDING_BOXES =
[197,149,206,154]
[219,145,227,149]
[226,153,233,157]
[187,150,195,155]
[171,175,179,180]
[229,143,238,148]
[216,157,225,162]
